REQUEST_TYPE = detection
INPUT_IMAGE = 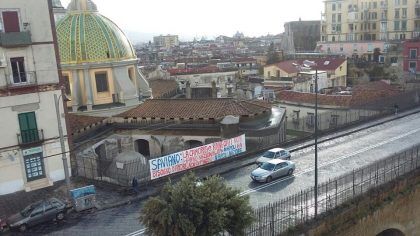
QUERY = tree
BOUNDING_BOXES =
[140,173,254,236]
[266,42,280,65]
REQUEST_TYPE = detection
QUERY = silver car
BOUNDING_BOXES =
[250,159,295,183]
[7,198,67,232]
[256,148,291,166]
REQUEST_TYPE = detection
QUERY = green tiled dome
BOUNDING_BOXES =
[56,12,136,64]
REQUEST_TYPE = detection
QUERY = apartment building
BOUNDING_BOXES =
[153,35,180,49]
[0,0,71,195]
[319,0,420,56]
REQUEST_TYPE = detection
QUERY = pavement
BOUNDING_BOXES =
[1,106,419,235]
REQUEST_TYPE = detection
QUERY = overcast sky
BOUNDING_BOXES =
[61,0,324,42]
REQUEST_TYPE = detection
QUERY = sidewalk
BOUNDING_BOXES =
[1,107,419,222]
[0,177,158,220]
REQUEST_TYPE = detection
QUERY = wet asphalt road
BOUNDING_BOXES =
[7,112,420,236]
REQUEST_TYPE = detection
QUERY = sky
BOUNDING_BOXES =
[61,0,324,43]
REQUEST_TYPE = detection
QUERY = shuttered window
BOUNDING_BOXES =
[18,112,39,144]
[2,11,20,33]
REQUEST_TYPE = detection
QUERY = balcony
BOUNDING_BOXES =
[0,31,32,48]
[413,31,420,39]
[17,129,44,146]
[5,72,37,89]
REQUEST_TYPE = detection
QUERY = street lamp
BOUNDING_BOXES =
[303,60,319,217]
[54,93,71,195]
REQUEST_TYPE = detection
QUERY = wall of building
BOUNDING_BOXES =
[0,90,71,195]
[321,0,419,44]
[264,65,296,79]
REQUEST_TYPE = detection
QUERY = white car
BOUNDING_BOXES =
[256,148,291,166]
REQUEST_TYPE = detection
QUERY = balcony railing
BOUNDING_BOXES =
[5,71,37,89]
[17,129,44,146]
[0,31,32,48]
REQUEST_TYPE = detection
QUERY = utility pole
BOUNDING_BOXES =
[54,94,71,194]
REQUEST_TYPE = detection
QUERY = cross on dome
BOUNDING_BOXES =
[67,0,98,12]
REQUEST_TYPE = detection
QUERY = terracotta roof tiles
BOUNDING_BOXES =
[116,99,271,119]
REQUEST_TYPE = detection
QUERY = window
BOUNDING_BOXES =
[395,9,400,18]
[95,72,109,92]
[332,3,336,11]
[292,110,300,123]
[2,11,20,33]
[338,3,342,10]
[338,14,342,22]
[10,57,27,84]
[18,112,39,144]
[332,14,336,23]
[402,8,407,18]
[401,20,407,30]
[394,21,400,30]
[373,2,377,8]
[394,0,400,6]
[128,68,135,83]
[24,152,45,182]
[372,23,377,30]
[410,49,418,59]
[409,61,417,70]
[402,0,407,5]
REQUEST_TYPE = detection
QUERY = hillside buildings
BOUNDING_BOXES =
[0,0,71,195]
[318,0,420,57]
[153,35,180,49]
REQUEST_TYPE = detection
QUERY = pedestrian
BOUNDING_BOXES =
[132,177,139,194]
[394,104,399,115]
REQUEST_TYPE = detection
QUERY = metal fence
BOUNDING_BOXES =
[286,88,420,134]
[245,144,420,235]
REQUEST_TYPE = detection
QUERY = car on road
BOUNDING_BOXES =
[6,197,67,232]
[250,159,295,183]
[256,148,291,166]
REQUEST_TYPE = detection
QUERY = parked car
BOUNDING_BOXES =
[256,148,291,166]
[250,159,295,183]
[7,198,67,232]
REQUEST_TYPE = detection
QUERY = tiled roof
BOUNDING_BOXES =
[67,114,106,133]
[276,81,401,108]
[116,99,271,119]
[267,57,347,74]
[148,79,178,99]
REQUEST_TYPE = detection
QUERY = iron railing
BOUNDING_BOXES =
[17,129,44,146]
[245,144,420,235]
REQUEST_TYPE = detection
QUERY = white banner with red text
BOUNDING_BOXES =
[149,134,246,180]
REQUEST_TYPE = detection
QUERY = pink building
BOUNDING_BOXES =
[403,40,420,79]
[316,41,386,59]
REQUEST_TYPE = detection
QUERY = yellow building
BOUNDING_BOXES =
[321,0,420,42]
[55,0,152,113]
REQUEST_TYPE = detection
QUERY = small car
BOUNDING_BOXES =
[256,148,291,166]
[251,159,295,183]
[7,197,67,232]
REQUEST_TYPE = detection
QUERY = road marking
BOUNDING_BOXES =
[238,126,420,196]
[125,228,146,236]
[126,126,420,236]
